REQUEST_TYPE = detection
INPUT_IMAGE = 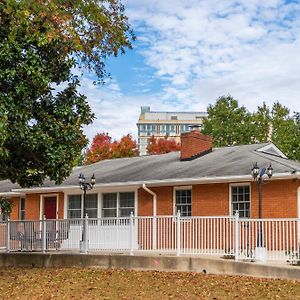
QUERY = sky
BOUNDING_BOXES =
[79,0,300,142]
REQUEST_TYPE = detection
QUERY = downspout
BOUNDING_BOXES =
[142,184,157,250]
[142,184,157,216]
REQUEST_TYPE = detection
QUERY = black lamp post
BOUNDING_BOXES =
[251,162,273,247]
[78,173,95,246]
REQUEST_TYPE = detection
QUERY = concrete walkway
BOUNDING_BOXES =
[0,252,299,281]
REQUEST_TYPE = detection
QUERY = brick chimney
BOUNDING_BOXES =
[180,130,213,161]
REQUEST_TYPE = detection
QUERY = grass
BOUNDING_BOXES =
[0,267,299,299]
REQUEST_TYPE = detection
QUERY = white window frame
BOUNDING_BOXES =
[66,193,98,219]
[64,188,138,219]
[173,186,192,217]
[229,183,251,218]
[101,191,136,218]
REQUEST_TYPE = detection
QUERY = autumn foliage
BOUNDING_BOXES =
[146,136,181,155]
[85,133,139,164]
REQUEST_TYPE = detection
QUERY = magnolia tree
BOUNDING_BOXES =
[84,133,139,164]
[146,136,181,155]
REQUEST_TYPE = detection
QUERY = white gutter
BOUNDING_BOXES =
[142,183,157,216]
[10,172,300,194]
[0,192,25,197]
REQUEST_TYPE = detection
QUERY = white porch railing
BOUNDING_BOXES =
[1,213,300,263]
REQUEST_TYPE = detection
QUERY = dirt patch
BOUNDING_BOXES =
[0,267,299,299]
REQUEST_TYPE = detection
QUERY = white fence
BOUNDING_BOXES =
[1,213,300,263]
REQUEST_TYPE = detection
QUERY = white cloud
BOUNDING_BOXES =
[80,0,300,144]
[124,0,300,111]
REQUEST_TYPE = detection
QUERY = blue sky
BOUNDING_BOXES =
[79,0,300,142]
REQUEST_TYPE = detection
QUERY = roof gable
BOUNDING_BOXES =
[256,143,287,159]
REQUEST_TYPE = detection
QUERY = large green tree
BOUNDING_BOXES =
[203,96,300,161]
[202,96,252,147]
[270,103,300,161]
[0,0,134,187]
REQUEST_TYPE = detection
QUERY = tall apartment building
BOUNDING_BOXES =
[137,106,208,155]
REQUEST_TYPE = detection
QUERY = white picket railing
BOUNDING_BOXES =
[1,213,300,263]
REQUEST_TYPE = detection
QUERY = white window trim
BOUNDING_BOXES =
[64,189,138,219]
[65,192,98,219]
[173,186,192,216]
[101,191,136,218]
[229,183,251,218]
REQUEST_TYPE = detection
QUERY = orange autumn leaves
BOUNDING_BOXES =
[84,133,181,164]
[85,133,139,164]
[146,135,181,155]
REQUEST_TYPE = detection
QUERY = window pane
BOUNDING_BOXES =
[67,210,81,219]
[119,208,134,217]
[102,209,117,218]
[86,209,97,218]
[86,194,97,209]
[175,189,192,217]
[120,192,134,208]
[231,185,250,218]
[68,195,81,209]
[102,193,117,209]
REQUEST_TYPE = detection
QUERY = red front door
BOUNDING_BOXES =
[44,197,57,219]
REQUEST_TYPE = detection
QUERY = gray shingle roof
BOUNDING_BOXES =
[1,143,300,193]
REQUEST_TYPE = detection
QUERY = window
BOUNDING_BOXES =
[67,194,98,218]
[175,189,192,217]
[231,185,250,218]
[102,193,117,217]
[119,192,135,217]
[171,116,177,120]
[102,192,135,218]
[19,197,25,220]
[67,195,82,218]
[85,194,98,218]
[166,125,176,134]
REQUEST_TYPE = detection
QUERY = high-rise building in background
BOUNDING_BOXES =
[137,106,208,155]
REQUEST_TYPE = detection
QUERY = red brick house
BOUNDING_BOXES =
[1,130,300,222]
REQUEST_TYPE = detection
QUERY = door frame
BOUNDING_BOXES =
[39,194,59,220]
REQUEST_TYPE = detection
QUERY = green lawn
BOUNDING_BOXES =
[0,268,299,299]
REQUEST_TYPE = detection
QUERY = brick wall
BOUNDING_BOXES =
[138,179,300,218]
[10,197,20,220]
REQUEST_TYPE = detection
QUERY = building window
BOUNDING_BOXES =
[171,116,177,120]
[166,125,176,134]
[67,194,98,218]
[102,192,135,218]
[85,194,98,218]
[102,193,117,218]
[231,185,250,218]
[19,197,25,220]
[175,189,192,217]
[67,195,82,218]
[119,192,135,217]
